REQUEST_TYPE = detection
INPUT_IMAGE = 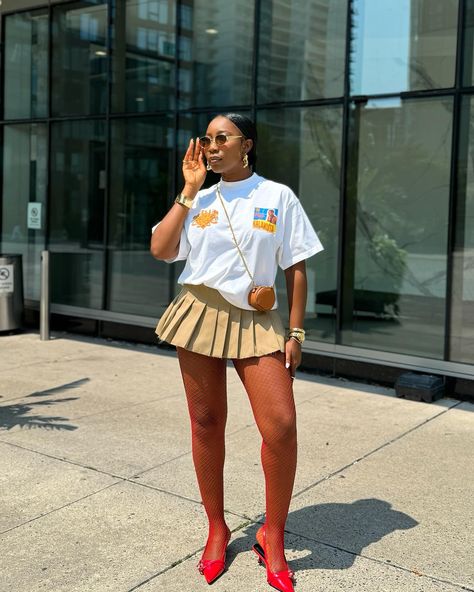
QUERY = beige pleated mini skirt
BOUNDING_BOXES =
[155,284,286,359]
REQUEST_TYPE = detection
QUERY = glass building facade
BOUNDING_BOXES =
[0,0,473,392]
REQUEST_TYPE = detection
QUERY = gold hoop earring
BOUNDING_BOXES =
[242,153,249,168]
[206,162,212,171]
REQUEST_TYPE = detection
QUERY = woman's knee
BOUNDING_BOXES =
[190,409,226,438]
[260,412,296,447]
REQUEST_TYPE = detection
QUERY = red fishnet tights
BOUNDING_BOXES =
[177,347,296,573]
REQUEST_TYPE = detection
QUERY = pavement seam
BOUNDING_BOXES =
[125,520,254,592]
[130,421,255,479]
[0,430,263,516]
[128,389,335,480]
[124,517,474,592]
[275,529,474,591]
[0,438,206,510]
[0,481,121,536]
[292,399,464,500]
[0,399,463,535]
[0,439,251,531]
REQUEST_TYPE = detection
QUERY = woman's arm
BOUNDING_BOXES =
[150,186,197,260]
[150,138,205,260]
[284,260,307,377]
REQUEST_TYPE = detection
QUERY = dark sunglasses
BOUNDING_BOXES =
[199,134,243,148]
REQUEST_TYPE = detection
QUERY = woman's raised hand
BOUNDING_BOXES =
[182,138,206,192]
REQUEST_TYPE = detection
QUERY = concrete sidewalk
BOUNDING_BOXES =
[0,332,472,592]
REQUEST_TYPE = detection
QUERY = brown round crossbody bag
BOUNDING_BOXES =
[216,185,276,312]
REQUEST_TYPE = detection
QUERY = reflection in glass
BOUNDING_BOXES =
[450,97,474,363]
[178,0,254,108]
[351,0,458,95]
[52,1,108,116]
[50,120,106,308]
[257,107,342,340]
[108,117,174,316]
[4,10,49,120]
[1,124,47,300]
[463,0,474,87]
[343,97,453,358]
[112,0,176,113]
[258,0,347,102]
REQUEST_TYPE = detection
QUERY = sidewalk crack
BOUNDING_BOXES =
[293,400,464,499]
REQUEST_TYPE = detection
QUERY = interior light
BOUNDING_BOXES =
[136,97,145,102]
[95,50,107,57]
[205,28,218,35]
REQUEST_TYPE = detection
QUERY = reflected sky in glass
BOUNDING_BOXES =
[352,1,410,94]
[351,0,458,95]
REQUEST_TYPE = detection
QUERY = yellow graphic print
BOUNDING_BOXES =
[253,207,278,233]
[192,209,219,229]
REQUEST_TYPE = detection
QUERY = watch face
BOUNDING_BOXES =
[175,194,191,207]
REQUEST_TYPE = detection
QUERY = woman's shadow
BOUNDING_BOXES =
[233,498,418,571]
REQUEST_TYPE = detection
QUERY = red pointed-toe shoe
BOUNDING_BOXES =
[252,525,295,592]
[197,531,231,585]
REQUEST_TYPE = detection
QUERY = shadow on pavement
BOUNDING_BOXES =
[231,498,417,571]
[0,378,89,431]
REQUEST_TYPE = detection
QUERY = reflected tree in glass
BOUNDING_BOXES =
[257,106,342,342]
[450,97,474,363]
[342,97,453,358]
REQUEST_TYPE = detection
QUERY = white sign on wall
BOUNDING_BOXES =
[0,265,14,294]
[27,202,42,230]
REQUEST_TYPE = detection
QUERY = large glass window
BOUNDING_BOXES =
[342,97,453,358]
[107,116,174,317]
[111,0,176,113]
[258,0,347,103]
[1,124,47,300]
[351,0,459,95]
[4,10,49,120]
[49,120,106,308]
[51,1,108,116]
[257,106,343,340]
[450,97,474,364]
[178,0,254,108]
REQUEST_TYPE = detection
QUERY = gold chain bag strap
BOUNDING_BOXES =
[216,184,275,312]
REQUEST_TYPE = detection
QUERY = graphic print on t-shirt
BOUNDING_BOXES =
[253,207,278,233]
[191,209,219,229]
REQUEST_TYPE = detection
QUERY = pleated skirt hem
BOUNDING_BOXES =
[155,284,285,359]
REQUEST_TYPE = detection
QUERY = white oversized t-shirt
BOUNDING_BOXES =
[155,173,323,310]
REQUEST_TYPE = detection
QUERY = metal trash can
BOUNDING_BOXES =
[0,254,24,332]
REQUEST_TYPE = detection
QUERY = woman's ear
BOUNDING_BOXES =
[243,138,253,154]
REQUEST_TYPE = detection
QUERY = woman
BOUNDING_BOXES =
[150,113,323,591]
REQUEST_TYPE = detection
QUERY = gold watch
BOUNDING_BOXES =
[288,328,305,344]
[174,193,194,209]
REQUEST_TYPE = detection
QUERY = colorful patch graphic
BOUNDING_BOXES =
[253,207,278,233]
[192,209,219,229]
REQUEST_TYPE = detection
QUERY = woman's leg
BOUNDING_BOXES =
[176,347,230,559]
[232,351,296,573]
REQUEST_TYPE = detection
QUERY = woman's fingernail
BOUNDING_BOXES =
[285,362,290,368]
